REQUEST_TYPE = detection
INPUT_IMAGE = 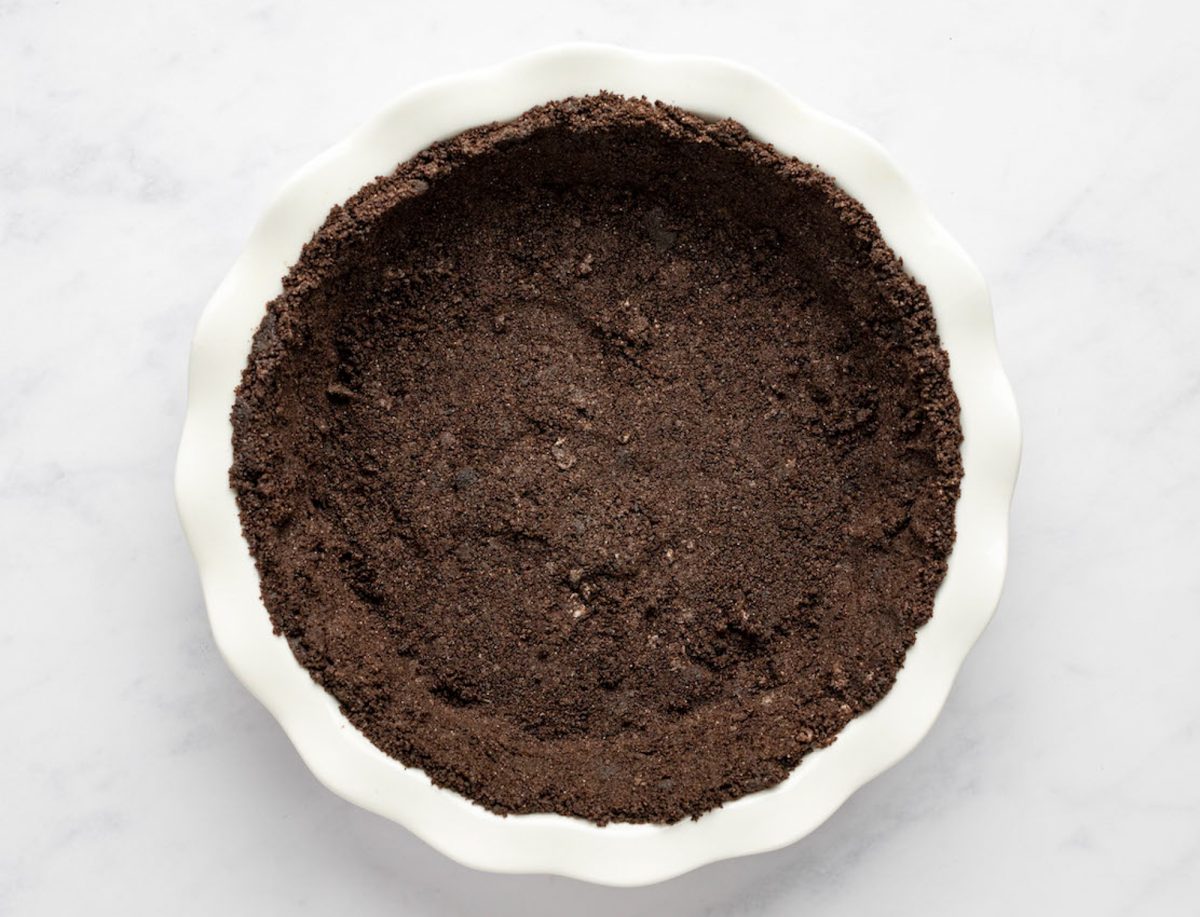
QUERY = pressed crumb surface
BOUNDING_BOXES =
[230,93,963,825]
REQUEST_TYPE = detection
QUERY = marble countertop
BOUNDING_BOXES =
[3,1,1198,913]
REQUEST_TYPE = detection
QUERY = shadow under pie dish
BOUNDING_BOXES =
[177,45,1019,885]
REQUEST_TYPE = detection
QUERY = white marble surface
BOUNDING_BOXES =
[2,0,1198,913]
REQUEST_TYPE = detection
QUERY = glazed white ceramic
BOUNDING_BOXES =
[175,44,1020,886]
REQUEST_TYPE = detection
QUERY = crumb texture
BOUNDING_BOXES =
[230,93,963,824]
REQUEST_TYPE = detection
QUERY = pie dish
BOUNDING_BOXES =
[176,44,1020,885]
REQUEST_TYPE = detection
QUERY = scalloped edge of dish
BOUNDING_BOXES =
[176,44,1020,886]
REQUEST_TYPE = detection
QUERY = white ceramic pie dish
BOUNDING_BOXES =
[176,44,1020,886]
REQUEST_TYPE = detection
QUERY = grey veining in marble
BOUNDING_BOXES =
[2,0,1198,913]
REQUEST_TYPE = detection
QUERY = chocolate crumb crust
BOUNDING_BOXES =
[230,93,963,825]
